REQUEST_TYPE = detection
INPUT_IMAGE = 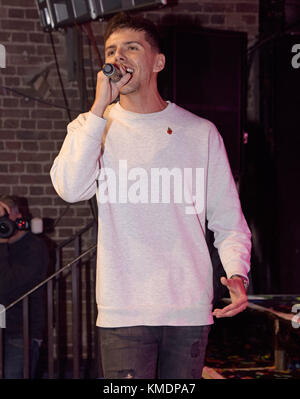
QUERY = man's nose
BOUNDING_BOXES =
[114,48,126,63]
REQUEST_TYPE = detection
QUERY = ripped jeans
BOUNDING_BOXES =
[99,325,211,379]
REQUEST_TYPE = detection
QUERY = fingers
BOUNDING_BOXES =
[213,297,248,318]
[114,71,132,89]
[220,276,228,286]
[213,276,248,318]
[220,276,240,289]
[220,277,237,291]
[91,68,132,117]
[221,276,246,297]
[0,201,10,217]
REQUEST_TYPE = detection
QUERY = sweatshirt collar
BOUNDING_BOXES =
[112,101,173,120]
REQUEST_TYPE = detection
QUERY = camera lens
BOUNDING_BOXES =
[0,216,16,238]
[0,221,9,234]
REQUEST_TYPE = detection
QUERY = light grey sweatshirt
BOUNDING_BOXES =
[50,102,251,327]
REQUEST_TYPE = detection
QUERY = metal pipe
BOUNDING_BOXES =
[22,297,30,379]
[47,279,55,378]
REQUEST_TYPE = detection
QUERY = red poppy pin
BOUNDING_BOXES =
[167,127,173,135]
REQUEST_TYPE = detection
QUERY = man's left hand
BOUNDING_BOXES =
[212,276,248,318]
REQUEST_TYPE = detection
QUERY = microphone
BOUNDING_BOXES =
[102,63,123,82]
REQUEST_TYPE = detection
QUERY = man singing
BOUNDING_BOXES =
[50,12,251,379]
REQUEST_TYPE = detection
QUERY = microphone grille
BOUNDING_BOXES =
[102,63,114,76]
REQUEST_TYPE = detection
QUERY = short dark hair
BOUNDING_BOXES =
[104,12,162,53]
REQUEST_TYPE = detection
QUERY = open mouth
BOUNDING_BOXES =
[118,65,134,86]
[119,63,134,75]
[123,67,134,85]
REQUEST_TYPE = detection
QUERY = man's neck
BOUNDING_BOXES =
[119,89,167,114]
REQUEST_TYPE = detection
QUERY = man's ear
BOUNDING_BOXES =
[153,53,165,73]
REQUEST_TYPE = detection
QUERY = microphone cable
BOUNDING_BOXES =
[49,30,72,122]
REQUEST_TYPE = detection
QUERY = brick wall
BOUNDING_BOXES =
[0,0,259,245]
[0,0,259,367]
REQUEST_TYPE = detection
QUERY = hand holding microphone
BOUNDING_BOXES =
[102,63,133,82]
[102,63,123,82]
[90,63,132,118]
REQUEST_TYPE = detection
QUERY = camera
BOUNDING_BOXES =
[0,212,30,239]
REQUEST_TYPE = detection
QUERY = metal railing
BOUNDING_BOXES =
[0,221,99,379]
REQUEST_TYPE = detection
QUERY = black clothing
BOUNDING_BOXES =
[0,232,49,338]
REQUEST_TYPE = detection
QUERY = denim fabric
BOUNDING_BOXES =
[99,325,210,379]
[4,336,42,379]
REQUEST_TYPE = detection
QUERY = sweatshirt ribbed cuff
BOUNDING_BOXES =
[223,262,250,282]
[84,111,107,140]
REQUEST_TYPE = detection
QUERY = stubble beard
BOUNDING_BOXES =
[119,86,135,95]
[119,80,139,95]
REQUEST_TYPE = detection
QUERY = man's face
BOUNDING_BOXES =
[104,28,164,95]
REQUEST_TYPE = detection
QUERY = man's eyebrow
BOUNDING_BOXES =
[125,41,144,47]
[105,45,115,52]
[105,41,144,51]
